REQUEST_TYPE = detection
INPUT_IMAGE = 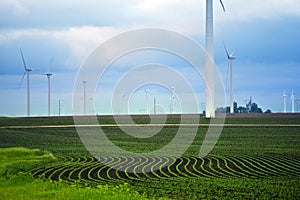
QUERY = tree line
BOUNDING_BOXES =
[216,101,272,114]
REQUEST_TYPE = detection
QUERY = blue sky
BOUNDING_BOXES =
[0,0,300,116]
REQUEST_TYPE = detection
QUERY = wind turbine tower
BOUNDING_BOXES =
[283,91,287,113]
[153,97,156,115]
[145,89,149,114]
[19,49,32,117]
[291,90,295,113]
[42,57,53,116]
[169,86,175,114]
[224,45,236,114]
[205,0,225,118]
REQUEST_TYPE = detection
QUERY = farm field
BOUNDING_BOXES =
[0,115,300,199]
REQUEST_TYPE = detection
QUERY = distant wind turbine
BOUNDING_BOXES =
[224,45,236,114]
[283,91,287,113]
[19,48,32,117]
[205,0,225,118]
[42,57,53,116]
[153,96,156,115]
[169,86,175,114]
[58,98,64,117]
[144,89,149,115]
[291,90,295,113]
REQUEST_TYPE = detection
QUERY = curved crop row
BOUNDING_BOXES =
[30,155,300,184]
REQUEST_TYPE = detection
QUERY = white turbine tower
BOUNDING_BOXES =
[153,97,157,115]
[19,49,32,117]
[291,90,295,113]
[169,86,175,114]
[145,89,149,115]
[205,0,225,118]
[42,57,53,116]
[224,45,236,114]
[283,91,287,113]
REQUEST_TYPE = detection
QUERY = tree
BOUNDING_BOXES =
[250,102,263,113]
[237,106,248,113]
[233,101,238,113]
[216,100,264,114]
[215,106,229,114]
[264,109,272,113]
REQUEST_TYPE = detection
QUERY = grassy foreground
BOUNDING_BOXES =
[0,147,148,200]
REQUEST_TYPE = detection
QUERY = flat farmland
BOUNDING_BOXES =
[0,115,299,199]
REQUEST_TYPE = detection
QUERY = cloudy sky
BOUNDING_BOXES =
[0,0,300,116]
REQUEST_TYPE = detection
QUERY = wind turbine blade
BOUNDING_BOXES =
[224,44,230,59]
[231,48,238,58]
[219,0,225,12]
[48,56,54,73]
[283,91,287,97]
[20,48,27,71]
[19,71,26,88]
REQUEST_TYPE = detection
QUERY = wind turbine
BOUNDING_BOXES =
[205,0,225,118]
[19,48,32,117]
[153,96,156,115]
[283,91,287,113]
[169,86,175,114]
[224,45,236,114]
[291,90,295,113]
[145,89,149,114]
[58,98,64,117]
[42,57,53,116]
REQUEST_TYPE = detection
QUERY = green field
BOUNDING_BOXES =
[0,116,299,199]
